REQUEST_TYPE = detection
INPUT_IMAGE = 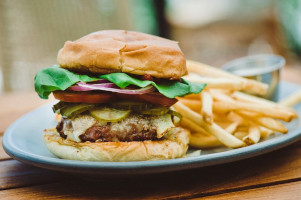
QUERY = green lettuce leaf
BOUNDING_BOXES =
[100,73,206,98]
[34,66,206,99]
[34,65,98,99]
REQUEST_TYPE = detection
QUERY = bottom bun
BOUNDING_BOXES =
[43,128,189,161]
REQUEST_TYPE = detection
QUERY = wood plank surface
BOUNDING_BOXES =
[199,181,301,200]
[0,160,65,190]
[4,180,299,200]
[0,136,11,161]
[0,143,301,199]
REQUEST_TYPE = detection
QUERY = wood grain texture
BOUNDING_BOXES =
[198,181,301,200]
[0,160,66,190]
[0,144,301,199]
[0,136,11,161]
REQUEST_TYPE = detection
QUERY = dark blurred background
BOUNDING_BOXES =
[0,0,301,93]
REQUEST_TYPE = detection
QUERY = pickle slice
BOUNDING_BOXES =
[110,101,155,111]
[141,107,169,115]
[90,107,131,122]
[169,110,182,124]
[60,104,95,118]
[52,101,74,113]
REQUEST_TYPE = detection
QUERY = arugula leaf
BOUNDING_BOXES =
[34,66,206,99]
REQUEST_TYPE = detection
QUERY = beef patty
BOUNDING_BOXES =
[56,114,158,142]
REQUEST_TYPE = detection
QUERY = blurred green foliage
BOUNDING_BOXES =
[277,0,301,55]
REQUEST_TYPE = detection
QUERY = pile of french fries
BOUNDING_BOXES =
[174,60,298,149]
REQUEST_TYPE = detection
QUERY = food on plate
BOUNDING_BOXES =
[279,89,301,107]
[176,60,298,149]
[186,60,268,95]
[34,30,206,161]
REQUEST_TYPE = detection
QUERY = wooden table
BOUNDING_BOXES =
[1,67,301,199]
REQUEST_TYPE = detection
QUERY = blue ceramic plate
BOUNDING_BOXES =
[3,82,301,175]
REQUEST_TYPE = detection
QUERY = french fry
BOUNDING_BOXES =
[236,126,249,132]
[224,121,240,134]
[189,132,222,149]
[243,126,261,144]
[173,102,246,148]
[279,89,301,107]
[186,60,268,95]
[212,102,230,114]
[237,111,288,133]
[234,131,248,140]
[176,60,298,150]
[180,117,210,136]
[185,75,244,90]
[213,113,234,126]
[232,91,298,117]
[214,121,231,129]
[209,89,235,102]
[226,112,247,125]
[183,93,201,100]
[201,91,213,124]
[213,100,294,122]
[178,98,202,111]
[211,90,295,122]
[185,150,202,157]
[259,126,274,139]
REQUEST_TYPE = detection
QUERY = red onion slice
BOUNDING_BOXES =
[69,82,155,94]
[69,83,116,91]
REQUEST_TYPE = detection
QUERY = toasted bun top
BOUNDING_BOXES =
[57,30,187,79]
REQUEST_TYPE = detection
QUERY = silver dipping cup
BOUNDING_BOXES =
[222,54,285,100]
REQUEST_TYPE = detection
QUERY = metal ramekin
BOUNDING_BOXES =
[222,54,286,100]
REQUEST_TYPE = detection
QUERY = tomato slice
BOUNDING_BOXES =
[53,91,115,104]
[117,93,178,107]
[53,91,177,106]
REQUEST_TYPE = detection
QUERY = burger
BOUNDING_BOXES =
[34,30,206,161]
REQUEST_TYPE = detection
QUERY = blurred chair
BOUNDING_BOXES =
[0,0,159,92]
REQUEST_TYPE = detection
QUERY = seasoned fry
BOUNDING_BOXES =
[279,89,301,107]
[186,60,268,95]
[201,91,213,124]
[173,102,246,148]
[189,132,222,149]
[243,126,261,144]
[177,98,202,111]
